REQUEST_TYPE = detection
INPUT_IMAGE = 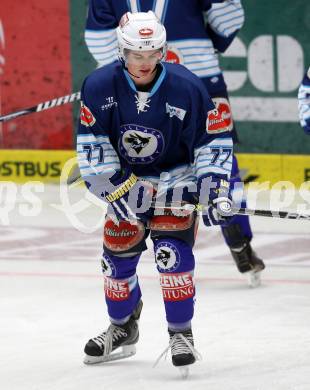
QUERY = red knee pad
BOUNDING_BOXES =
[103,217,146,255]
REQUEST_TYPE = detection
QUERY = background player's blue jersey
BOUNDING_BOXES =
[77,61,233,194]
[85,0,244,95]
[298,67,310,134]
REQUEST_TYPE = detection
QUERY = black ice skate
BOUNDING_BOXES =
[154,328,201,379]
[84,300,143,364]
[230,239,265,287]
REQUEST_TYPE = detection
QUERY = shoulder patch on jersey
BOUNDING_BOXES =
[80,101,96,127]
[165,46,183,64]
[207,97,233,134]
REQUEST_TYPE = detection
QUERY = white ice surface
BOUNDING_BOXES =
[0,184,310,390]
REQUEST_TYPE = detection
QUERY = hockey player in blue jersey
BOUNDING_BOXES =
[78,11,234,375]
[84,0,265,287]
[298,67,310,134]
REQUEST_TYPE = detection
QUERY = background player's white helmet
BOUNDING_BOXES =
[116,11,167,62]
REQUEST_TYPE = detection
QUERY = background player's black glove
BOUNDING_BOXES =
[302,117,310,135]
[102,168,154,223]
[199,176,234,226]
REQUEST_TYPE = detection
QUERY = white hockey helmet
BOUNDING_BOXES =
[116,11,167,62]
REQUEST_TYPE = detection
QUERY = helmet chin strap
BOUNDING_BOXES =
[119,57,141,78]
[126,68,141,79]
[127,66,158,79]
[121,58,159,80]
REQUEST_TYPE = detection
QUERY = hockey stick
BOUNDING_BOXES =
[224,206,310,221]
[150,202,310,221]
[0,91,81,123]
[67,174,310,221]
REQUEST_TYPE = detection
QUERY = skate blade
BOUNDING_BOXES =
[84,344,136,364]
[247,270,262,288]
[178,366,190,379]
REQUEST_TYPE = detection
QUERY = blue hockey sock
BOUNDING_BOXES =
[101,253,142,322]
[153,238,195,325]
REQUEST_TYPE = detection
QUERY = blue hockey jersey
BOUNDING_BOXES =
[77,61,233,196]
[85,0,244,95]
[298,67,310,133]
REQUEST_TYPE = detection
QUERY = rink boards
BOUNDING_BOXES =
[0,149,309,187]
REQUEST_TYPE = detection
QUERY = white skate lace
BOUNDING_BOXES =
[153,333,202,367]
[135,92,151,114]
[93,325,127,356]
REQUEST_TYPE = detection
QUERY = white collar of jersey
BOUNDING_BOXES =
[123,63,166,98]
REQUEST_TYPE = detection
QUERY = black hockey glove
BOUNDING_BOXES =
[302,117,310,135]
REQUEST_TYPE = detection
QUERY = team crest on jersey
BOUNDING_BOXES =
[119,124,164,164]
[101,254,116,277]
[80,101,96,127]
[207,97,233,134]
[165,47,183,64]
[155,242,180,272]
[166,103,186,121]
